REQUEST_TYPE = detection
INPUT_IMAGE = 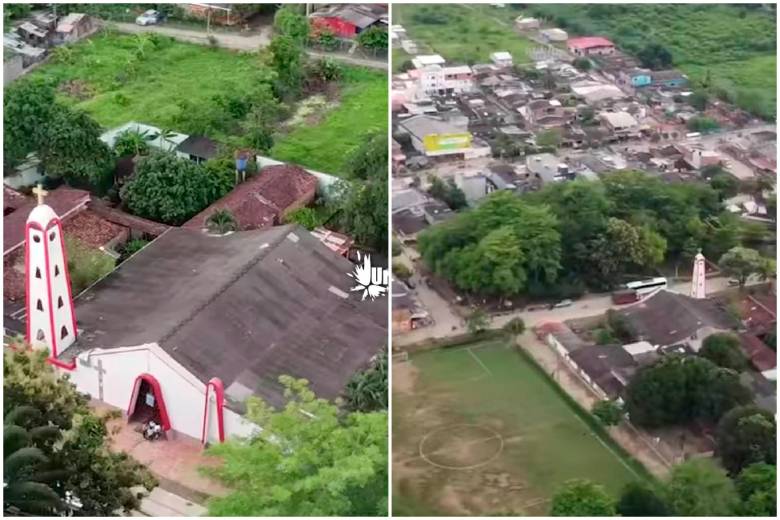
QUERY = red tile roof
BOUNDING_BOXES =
[568,36,615,50]
[739,333,777,372]
[62,209,126,249]
[3,186,91,255]
[185,164,317,231]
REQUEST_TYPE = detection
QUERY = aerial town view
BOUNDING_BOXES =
[3,3,388,517]
[391,3,777,517]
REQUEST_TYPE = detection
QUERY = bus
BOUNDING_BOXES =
[625,277,668,295]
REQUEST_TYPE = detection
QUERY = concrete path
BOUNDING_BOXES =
[131,487,207,517]
[112,22,387,70]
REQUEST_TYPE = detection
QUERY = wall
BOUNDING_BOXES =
[67,343,258,443]
[3,54,24,85]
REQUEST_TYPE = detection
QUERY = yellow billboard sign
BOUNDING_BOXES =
[423,133,472,152]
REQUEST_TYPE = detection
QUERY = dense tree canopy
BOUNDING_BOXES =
[625,355,753,428]
[4,79,113,189]
[120,152,232,225]
[206,377,387,516]
[344,353,387,413]
[550,479,616,516]
[716,405,776,475]
[419,170,741,297]
[418,191,561,297]
[4,349,154,515]
[700,333,747,371]
[735,463,776,516]
[663,458,740,516]
[637,42,674,70]
[616,482,672,516]
[330,132,388,253]
[719,247,774,287]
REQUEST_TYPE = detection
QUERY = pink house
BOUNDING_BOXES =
[568,36,615,57]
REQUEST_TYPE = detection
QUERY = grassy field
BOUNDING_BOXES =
[393,339,646,516]
[270,66,387,175]
[393,3,535,66]
[27,31,386,176]
[522,4,777,120]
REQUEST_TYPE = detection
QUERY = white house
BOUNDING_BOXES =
[490,51,513,67]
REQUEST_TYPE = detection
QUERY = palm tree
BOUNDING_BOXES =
[152,128,178,152]
[206,209,238,235]
[4,407,65,516]
[344,353,387,412]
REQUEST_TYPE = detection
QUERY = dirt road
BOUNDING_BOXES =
[112,22,387,70]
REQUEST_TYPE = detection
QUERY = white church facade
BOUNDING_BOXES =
[21,187,387,444]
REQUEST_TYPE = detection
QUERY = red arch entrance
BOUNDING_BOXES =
[127,373,171,432]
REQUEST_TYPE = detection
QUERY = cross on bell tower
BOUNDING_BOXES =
[25,185,78,359]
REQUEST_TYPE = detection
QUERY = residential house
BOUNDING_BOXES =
[617,290,738,351]
[309,3,387,38]
[541,28,568,42]
[526,153,575,184]
[490,51,513,67]
[55,13,97,43]
[618,68,652,88]
[600,111,640,137]
[739,334,777,381]
[567,36,615,57]
[651,70,689,89]
[175,135,219,164]
[17,21,49,47]
[412,54,446,69]
[515,17,540,31]
[520,99,570,128]
[184,164,317,231]
[3,32,46,67]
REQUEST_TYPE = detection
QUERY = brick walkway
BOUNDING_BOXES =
[95,402,230,500]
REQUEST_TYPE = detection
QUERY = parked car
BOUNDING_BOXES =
[136,10,163,26]
[727,278,741,287]
[552,299,574,309]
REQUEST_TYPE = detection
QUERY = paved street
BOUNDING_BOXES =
[395,274,744,347]
[112,22,388,70]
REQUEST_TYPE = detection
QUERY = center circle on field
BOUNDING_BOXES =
[419,424,504,470]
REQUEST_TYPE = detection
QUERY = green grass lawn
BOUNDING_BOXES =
[393,4,535,65]
[393,339,647,515]
[270,66,387,176]
[30,31,260,130]
[27,31,386,176]
[523,4,777,120]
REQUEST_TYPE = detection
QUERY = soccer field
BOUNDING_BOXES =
[392,339,647,516]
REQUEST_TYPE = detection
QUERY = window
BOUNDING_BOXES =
[33,234,41,243]
[60,326,68,340]
[58,296,64,309]
[36,329,45,341]
[36,299,44,311]
[49,231,56,242]
[35,267,42,279]
[54,265,60,277]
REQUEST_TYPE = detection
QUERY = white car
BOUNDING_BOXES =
[135,10,162,26]
[552,299,574,309]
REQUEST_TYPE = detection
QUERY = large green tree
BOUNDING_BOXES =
[120,152,232,225]
[663,458,740,516]
[206,377,387,516]
[719,247,773,287]
[715,405,776,475]
[616,482,672,516]
[4,349,154,515]
[625,355,752,427]
[700,333,747,371]
[3,79,56,169]
[330,132,388,254]
[273,5,309,45]
[550,479,616,516]
[268,34,304,94]
[735,463,776,516]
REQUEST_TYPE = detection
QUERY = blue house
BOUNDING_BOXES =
[651,70,689,89]
[620,68,652,88]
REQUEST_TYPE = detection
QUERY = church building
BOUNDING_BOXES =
[19,188,387,444]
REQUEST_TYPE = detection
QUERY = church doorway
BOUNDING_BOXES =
[127,373,171,436]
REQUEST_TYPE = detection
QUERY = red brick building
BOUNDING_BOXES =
[309,4,387,38]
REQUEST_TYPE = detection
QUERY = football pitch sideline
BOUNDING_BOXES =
[392,339,647,516]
